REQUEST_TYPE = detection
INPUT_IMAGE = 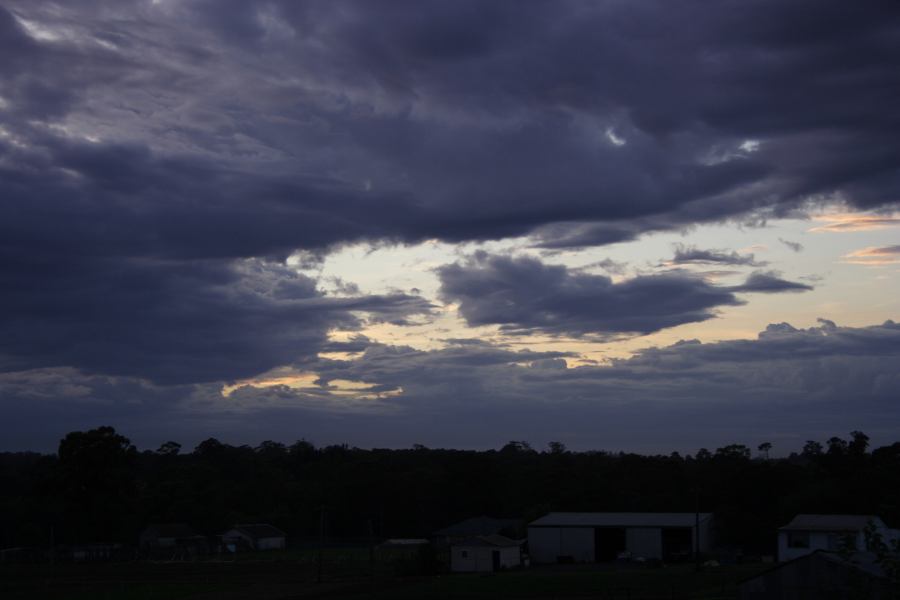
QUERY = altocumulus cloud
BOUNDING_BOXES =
[437,253,810,338]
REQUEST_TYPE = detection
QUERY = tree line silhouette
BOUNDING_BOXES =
[2,427,898,556]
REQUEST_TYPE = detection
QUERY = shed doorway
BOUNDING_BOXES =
[594,527,626,561]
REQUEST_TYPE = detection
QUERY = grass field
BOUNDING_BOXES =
[0,558,769,599]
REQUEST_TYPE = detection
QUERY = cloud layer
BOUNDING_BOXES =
[0,1,897,397]
[438,253,810,338]
[3,320,898,452]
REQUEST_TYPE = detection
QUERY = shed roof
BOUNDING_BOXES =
[529,512,712,528]
[380,538,430,546]
[452,534,523,548]
[230,524,286,539]
[142,523,196,539]
[778,514,883,532]
[433,516,520,537]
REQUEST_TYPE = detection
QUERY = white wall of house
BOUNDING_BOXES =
[450,545,520,572]
[778,530,866,562]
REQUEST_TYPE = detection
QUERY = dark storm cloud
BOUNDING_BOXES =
[437,253,813,338]
[437,253,744,337]
[1,0,898,383]
[670,244,766,267]
[0,257,432,384]
[731,271,815,294]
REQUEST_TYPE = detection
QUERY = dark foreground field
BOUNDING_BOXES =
[1,559,769,600]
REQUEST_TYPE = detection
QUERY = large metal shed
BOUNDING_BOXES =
[528,512,713,563]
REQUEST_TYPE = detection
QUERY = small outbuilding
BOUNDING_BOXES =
[739,550,893,599]
[222,524,286,551]
[777,514,897,562]
[528,512,713,563]
[450,534,523,572]
[433,516,522,546]
[139,523,196,549]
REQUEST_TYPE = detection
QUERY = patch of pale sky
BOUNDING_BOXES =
[223,207,900,399]
[315,206,899,364]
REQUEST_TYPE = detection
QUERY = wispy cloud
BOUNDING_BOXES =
[668,244,766,267]
[842,245,900,266]
[778,238,804,252]
[810,213,900,233]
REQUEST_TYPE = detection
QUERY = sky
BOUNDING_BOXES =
[1,0,899,454]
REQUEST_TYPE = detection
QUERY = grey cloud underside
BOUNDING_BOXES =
[730,271,815,294]
[437,254,810,338]
[0,258,433,384]
[3,320,898,451]
[1,0,898,383]
[670,244,766,267]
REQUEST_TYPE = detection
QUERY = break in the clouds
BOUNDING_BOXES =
[438,253,811,338]
[669,244,766,267]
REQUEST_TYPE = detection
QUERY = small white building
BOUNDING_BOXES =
[528,512,713,563]
[777,514,897,562]
[222,523,286,551]
[450,534,523,572]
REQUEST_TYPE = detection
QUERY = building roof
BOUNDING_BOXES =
[142,523,196,539]
[529,512,713,528]
[229,524,286,539]
[380,538,430,546]
[452,534,523,548]
[778,514,883,532]
[433,516,521,537]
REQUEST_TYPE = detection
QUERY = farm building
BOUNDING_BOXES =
[777,514,898,562]
[222,523,286,551]
[450,534,523,572]
[433,516,522,546]
[139,523,196,548]
[528,512,713,563]
[739,550,892,599]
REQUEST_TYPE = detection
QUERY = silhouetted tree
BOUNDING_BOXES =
[547,441,567,455]
[57,426,137,542]
[802,440,824,457]
[2,428,897,556]
[156,441,181,455]
[848,431,870,456]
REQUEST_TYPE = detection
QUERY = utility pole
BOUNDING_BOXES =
[317,505,326,584]
[694,488,701,572]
